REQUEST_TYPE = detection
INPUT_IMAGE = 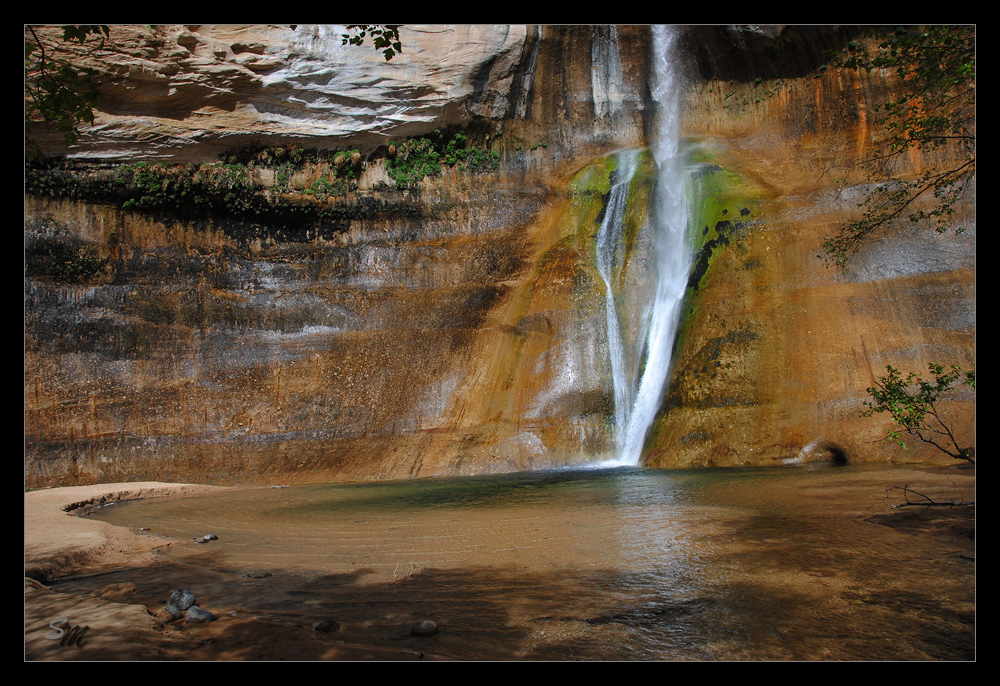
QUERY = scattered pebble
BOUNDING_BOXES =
[185,606,217,623]
[163,589,217,623]
[314,619,340,633]
[168,588,197,611]
[411,619,438,637]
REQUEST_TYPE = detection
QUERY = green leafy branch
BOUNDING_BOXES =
[341,25,402,61]
[25,25,110,160]
[862,363,975,464]
[821,26,975,267]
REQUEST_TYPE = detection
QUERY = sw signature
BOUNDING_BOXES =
[44,618,90,648]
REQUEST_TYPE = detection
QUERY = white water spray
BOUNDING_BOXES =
[598,25,692,466]
[595,150,642,448]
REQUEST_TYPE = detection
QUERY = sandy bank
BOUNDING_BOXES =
[25,482,226,581]
[25,482,430,661]
[25,482,220,661]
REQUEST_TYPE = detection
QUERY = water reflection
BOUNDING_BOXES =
[85,463,974,660]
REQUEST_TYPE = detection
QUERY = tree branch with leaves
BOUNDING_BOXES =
[24,25,110,161]
[821,25,975,267]
[341,25,403,61]
[863,363,975,465]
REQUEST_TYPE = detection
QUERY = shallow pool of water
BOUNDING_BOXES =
[83,463,975,660]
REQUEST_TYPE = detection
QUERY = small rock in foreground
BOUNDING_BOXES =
[168,588,197,611]
[186,606,217,623]
[314,619,340,633]
[411,619,439,637]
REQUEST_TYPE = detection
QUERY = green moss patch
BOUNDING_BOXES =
[685,156,762,294]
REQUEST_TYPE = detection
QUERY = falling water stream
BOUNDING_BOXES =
[597,25,693,466]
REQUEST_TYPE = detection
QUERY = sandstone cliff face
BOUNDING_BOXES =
[31,25,525,160]
[30,25,647,162]
[24,25,975,486]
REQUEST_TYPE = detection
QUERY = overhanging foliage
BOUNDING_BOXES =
[821,26,975,267]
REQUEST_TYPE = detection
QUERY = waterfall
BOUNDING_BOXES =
[597,25,692,466]
[595,150,642,451]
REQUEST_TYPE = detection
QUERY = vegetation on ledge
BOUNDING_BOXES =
[387,129,500,189]
[26,161,419,234]
[27,129,501,230]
